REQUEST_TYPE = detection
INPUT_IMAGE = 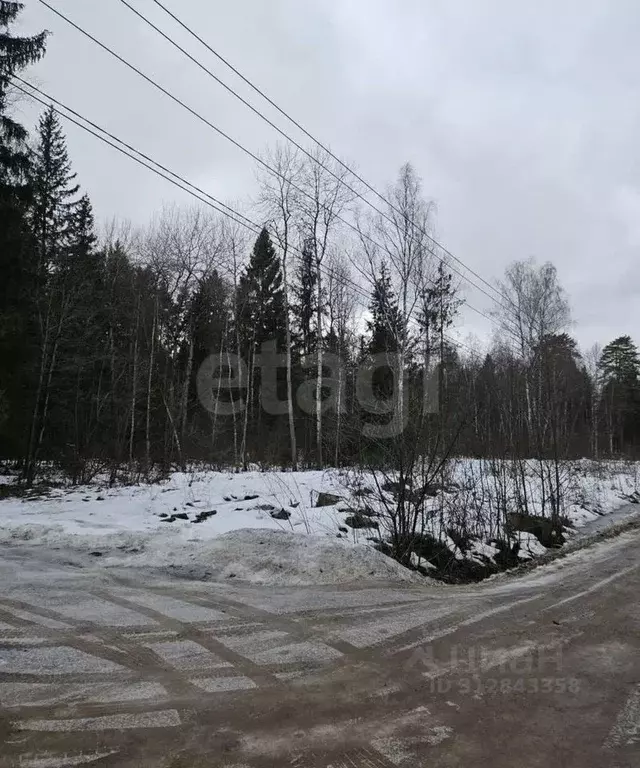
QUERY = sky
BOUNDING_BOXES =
[14,0,640,351]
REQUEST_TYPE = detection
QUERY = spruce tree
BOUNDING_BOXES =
[365,261,404,404]
[0,2,47,192]
[418,261,461,356]
[236,228,287,457]
[68,194,97,259]
[51,195,104,476]
[238,228,286,351]
[24,110,86,483]
[367,261,404,355]
[0,2,47,458]
[30,105,80,271]
[64,193,101,340]
[291,237,317,357]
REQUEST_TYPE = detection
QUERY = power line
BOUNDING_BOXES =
[146,0,514,312]
[11,83,258,240]
[16,79,485,358]
[38,0,519,333]
[116,0,507,314]
[12,79,366,310]
[12,76,260,235]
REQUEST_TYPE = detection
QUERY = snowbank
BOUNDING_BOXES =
[122,529,422,586]
[0,470,415,585]
[0,461,638,585]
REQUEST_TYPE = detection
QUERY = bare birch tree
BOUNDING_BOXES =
[493,258,571,448]
[258,144,303,469]
[221,216,249,467]
[297,147,354,466]
[357,163,436,422]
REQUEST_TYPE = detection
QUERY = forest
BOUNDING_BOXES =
[2,1,640,493]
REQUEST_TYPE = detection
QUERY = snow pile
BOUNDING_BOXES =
[515,532,548,559]
[118,529,422,586]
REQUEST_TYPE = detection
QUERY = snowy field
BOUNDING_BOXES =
[0,460,638,585]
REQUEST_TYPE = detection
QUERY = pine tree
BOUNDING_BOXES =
[599,336,640,453]
[417,261,461,357]
[417,262,461,428]
[599,336,640,387]
[0,3,47,458]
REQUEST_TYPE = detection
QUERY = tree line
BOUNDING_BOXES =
[2,3,640,486]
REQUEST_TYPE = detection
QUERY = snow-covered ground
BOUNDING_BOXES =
[0,470,396,586]
[0,469,352,542]
[0,460,638,585]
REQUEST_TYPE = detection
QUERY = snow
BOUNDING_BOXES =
[0,470,349,540]
[163,529,421,585]
[0,470,417,585]
[516,532,549,559]
[468,539,501,562]
[0,460,638,585]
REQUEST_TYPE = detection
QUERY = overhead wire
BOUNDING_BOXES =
[16,78,469,347]
[144,0,516,313]
[38,0,521,337]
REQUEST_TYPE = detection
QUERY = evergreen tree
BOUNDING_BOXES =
[30,105,80,271]
[417,261,461,357]
[50,195,104,478]
[289,238,319,462]
[599,336,640,453]
[0,2,47,191]
[23,108,86,482]
[291,237,317,357]
[236,229,287,457]
[365,261,405,404]
[68,194,97,261]
[367,261,404,355]
[599,336,640,387]
[0,2,47,457]
[188,269,230,456]
[237,228,286,351]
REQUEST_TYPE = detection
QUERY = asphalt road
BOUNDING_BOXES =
[0,526,639,767]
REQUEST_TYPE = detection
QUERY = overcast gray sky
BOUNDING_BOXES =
[16,0,640,350]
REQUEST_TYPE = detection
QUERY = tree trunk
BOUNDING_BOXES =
[33,321,63,472]
[241,333,256,470]
[334,363,343,468]
[129,296,140,472]
[24,299,54,486]
[211,320,227,460]
[315,263,323,467]
[180,329,195,445]
[281,255,297,470]
[145,294,158,475]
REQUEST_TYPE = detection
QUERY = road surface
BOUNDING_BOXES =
[0,526,639,767]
